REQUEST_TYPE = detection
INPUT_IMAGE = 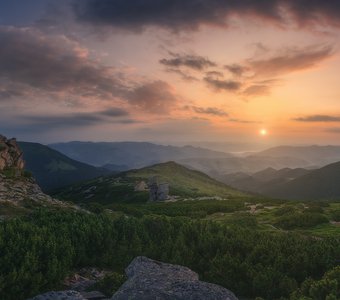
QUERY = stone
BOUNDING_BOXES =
[28,290,86,300]
[148,177,169,202]
[134,181,148,191]
[0,135,25,174]
[80,291,107,300]
[111,256,238,300]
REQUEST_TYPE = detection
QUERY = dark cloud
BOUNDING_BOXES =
[293,115,340,122]
[72,0,340,32]
[205,71,224,78]
[165,68,198,82]
[100,108,129,117]
[224,64,248,76]
[249,45,333,77]
[190,106,228,117]
[204,77,241,92]
[125,80,179,114]
[229,118,260,124]
[160,52,216,71]
[0,26,183,115]
[20,108,135,131]
[0,26,125,101]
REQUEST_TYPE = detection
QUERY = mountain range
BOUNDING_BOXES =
[49,141,232,169]
[19,142,110,191]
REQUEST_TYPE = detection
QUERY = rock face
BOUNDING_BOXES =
[0,174,53,203]
[0,135,24,174]
[148,177,169,201]
[111,256,238,300]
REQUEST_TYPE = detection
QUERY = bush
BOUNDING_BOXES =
[274,206,296,217]
[330,210,340,222]
[275,212,329,230]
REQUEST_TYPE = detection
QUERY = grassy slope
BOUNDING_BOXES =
[54,161,247,204]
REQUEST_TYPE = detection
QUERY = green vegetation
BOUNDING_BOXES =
[0,209,339,300]
[54,161,247,204]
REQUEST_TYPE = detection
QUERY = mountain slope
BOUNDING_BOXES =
[49,141,232,168]
[54,161,246,204]
[253,145,340,166]
[263,161,340,200]
[221,167,311,194]
[19,142,110,191]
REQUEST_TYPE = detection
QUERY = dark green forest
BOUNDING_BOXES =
[0,209,339,300]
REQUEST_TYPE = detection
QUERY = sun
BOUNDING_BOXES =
[259,129,268,136]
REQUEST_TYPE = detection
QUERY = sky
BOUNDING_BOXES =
[1,0,340,148]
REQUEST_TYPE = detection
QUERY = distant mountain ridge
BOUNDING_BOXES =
[49,141,233,169]
[253,145,340,166]
[222,167,312,194]
[263,161,340,200]
[19,142,110,191]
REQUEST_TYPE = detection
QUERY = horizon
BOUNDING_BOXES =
[2,1,340,145]
[14,135,340,154]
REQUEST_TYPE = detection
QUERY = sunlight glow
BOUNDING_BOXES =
[260,129,268,136]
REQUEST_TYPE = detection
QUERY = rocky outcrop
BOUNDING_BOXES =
[0,135,24,174]
[111,256,238,300]
[148,177,169,201]
[0,174,53,203]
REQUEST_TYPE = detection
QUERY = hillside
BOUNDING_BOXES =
[254,145,340,166]
[54,161,246,204]
[221,167,311,194]
[49,141,232,168]
[179,155,310,180]
[19,142,110,191]
[264,161,340,200]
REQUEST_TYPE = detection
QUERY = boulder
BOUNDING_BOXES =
[28,290,86,300]
[111,256,238,300]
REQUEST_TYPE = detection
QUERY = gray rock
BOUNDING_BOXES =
[148,177,169,202]
[111,256,238,300]
[28,290,86,300]
[80,291,107,300]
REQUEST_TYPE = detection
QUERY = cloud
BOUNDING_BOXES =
[248,45,333,77]
[160,52,216,71]
[0,26,184,115]
[243,79,280,96]
[165,68,198,82]
[229,118,260,124]
[125,80,179,114]
[224,64,248,76]
[204,76,241,92]
[18,108,135,131]
[72,0,340,32]
[189,106,228,117]
[0,26,125,101]
[293,115,340,122]
[205,71,224,78]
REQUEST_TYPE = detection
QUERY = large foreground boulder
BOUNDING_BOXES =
[111,256,238,300]
[28,291,86,300]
